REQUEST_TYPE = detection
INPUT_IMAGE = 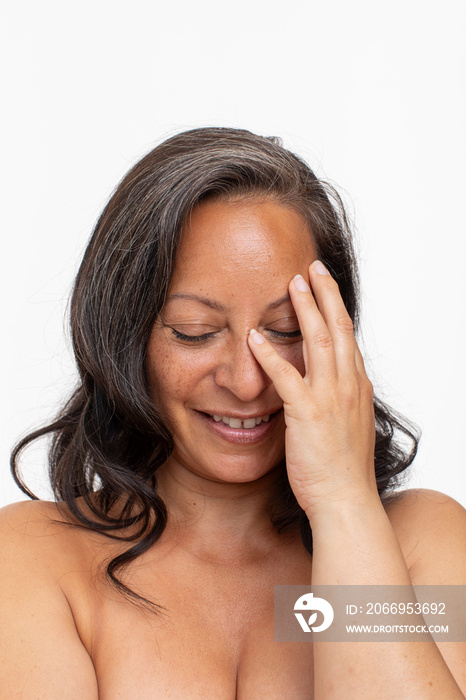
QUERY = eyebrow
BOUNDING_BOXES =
[167,292,292,312]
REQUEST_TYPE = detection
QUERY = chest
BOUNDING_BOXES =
[82,549,314,698]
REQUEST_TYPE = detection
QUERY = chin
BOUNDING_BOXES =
[171,449,285,485]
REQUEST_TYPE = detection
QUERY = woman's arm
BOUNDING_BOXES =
[0,501,99,699]
[385,489,466,691]
[248,261,466,699]
[310,489,466,698]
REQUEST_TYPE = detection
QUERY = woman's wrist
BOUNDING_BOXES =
[308,489,414,585]
[303,481,382,529]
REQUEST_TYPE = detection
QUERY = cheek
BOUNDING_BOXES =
[146,338,179,403]
[278,342,305,377]
[146,342,212,406]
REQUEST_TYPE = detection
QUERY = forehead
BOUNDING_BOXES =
[168,198,316,295]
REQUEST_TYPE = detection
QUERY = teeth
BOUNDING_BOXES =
[211,413,272,429]
[228,417,242,428]
[243,418,256,429]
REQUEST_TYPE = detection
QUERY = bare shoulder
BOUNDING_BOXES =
[383,488,466,583]
[0,497,108,615]
[0,498,76,605]
[0,500,99,698]
[0,498,86,571]
[1,497,73,534]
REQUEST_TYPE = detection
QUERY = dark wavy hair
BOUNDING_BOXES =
[11,127,419,608]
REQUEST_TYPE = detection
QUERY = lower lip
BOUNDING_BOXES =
[196,410,283,444]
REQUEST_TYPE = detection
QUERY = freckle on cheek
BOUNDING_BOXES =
[283,346,305,374]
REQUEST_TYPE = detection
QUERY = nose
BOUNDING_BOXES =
[214,334,272,401]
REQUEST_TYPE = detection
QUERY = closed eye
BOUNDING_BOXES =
[171,329,217,342]
[170,328,302,343]
[267,329,302,339]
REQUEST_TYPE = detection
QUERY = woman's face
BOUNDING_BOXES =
[146,197,317,484]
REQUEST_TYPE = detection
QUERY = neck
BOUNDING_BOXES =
[154,456,295,561]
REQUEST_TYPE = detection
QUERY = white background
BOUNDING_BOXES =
[1,0,465,508]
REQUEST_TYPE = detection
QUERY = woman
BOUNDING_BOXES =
[2,127,465,698]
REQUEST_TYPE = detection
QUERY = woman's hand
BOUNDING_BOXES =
[249,261,466,699]
[248,259,378,522]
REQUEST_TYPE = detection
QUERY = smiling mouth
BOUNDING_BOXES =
[195,409,283,444]
[199,410,282,430]
[212,414,270,429]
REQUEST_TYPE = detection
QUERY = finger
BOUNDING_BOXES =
[307,260,357,377]
[247,329,308,412]
[354,340,368,378]
[288,273,337,386]
[354,342,375,409]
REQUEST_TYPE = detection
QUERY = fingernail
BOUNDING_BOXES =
[312,260,330,275]
[250,328,265,344]
[293,274,309,292]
